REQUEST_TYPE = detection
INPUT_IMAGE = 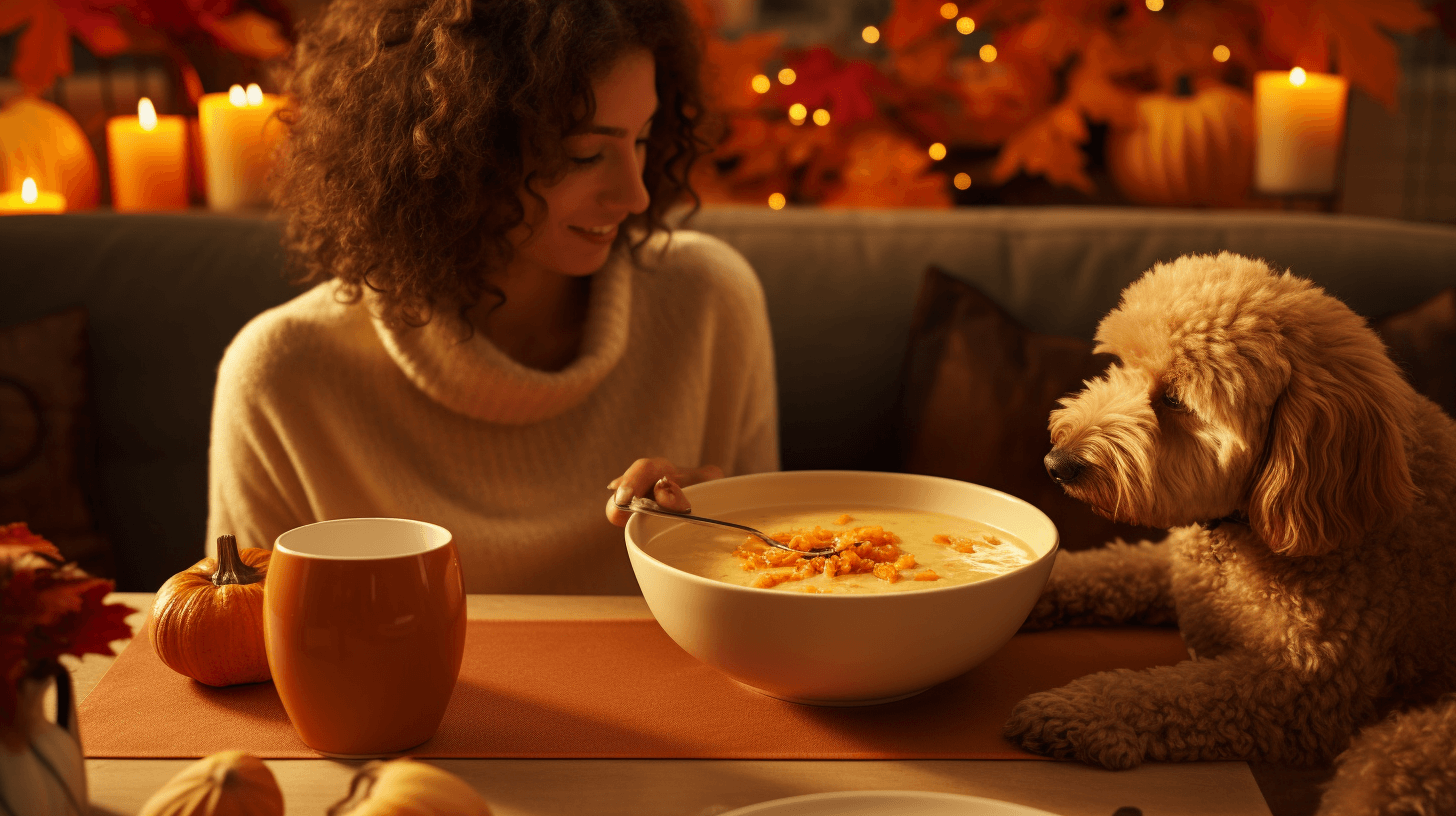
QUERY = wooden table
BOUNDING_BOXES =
[73,593,1273,816]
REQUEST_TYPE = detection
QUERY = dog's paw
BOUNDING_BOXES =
[1003,688,1144,770]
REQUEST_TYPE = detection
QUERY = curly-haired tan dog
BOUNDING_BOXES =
[1003,253,1456,815]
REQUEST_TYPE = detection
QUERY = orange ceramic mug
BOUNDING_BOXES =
[264,518,466,757]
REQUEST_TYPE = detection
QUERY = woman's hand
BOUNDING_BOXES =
[605,458,724,526]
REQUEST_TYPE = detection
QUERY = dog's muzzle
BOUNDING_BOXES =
[1044,448,1085,486]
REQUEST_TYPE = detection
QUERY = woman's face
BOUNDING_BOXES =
[511,49,657,279]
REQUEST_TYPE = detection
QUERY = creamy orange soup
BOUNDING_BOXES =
[644,505,1036,594]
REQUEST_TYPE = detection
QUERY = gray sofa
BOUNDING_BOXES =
[4,206,1455,592]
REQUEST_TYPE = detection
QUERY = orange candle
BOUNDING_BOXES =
[197,83,286,210]
[0,177,66,214]
[1254,68,1349,195]
[106,98,190,211]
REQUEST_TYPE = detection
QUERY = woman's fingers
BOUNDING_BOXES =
[652,477,690,512]
[603,459,724,527]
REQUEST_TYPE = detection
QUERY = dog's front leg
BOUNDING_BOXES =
[1003,652,1360,769]
[1020,536,1179,630]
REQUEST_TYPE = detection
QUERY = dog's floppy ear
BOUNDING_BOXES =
[1247,353,1418,557]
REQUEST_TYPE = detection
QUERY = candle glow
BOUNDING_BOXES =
[108,97,189,211]
[138,98,158,131]
[21,177,37,204]
[1254,68,1348,195]
[1290,67,1308,87]
[199,86,287,209]
[229,85,247,106]
[0,176,67,214]
[246,83,264,106]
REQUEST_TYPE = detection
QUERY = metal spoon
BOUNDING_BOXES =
[616,495,840,558]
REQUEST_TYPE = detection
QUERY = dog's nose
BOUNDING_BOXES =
[1044,448,1085,485]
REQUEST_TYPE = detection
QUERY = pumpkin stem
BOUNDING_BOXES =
[1174,75,1194,97]
[213,534,264,587]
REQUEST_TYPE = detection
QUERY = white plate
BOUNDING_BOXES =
[720,790,1065,816]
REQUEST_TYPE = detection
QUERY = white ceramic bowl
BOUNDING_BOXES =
[625,470,1059,705]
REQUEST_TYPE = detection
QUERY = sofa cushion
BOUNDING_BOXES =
[1374,287,1455,415]
[897,266,1165,552]
[0,308,113,576]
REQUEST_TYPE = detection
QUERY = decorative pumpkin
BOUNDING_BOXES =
[1106,80,1254,208]
[137,750,283,816]
[329,758,493,816]
[0,96,100,210]
[151,535,271,686]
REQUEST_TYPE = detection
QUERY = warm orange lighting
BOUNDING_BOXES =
[1213,45,1231,63]
[751,74,771,94]
[245,83,263,106]
[928,142,947,161]
[21,177,37,204]
[768,192,786,209]
[953,173,972,190]
[138,97,158,132]
[788,103,807,123]
[778,68,797,85]
[979,44,997,62]
[956,17,975,35]
[1290,67,1308,86]
[0,176,66,214]
[862,25,880,44]
[1145,0,1164,10]
[812,108,830,126]
[939,3,958,19]
[228,84,247,106]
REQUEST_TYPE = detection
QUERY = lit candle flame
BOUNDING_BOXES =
[246,83,264,106]
[138,97,158,132]
[229,85,247,106]
[1290,67,1307,87]
[21,177,38,205]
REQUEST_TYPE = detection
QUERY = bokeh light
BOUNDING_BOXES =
[979,44,997,62]
[940,3,958,19]
[751,74,771,94]
[862,25,880,44]
[1145,0,1164,10]
[1212,45,1231,63]
[928,142,947,161]
[812,108,831,126]
[788,103,807,123]
[953,173,972,190]
[768,193,786,210]
[956,17,975,35]
[778,68,797,85]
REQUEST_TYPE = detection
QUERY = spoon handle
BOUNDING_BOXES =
[616,497,836,556]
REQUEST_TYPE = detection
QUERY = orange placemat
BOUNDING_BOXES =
[80,619,1187,759]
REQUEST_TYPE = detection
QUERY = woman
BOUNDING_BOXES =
[205,0,778,594]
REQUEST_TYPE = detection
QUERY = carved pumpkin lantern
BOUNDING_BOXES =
[1106,79,1254,208]
[0,96,100,210]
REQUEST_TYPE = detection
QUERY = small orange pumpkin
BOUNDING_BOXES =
[329,758,493,816]
[138,750,284,816]
[0,95,100,209]
[151,535,271,686]
[1106,80,1254,208]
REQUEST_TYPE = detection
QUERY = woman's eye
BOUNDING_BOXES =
[570,153,603,166]
[1161,391,1185,411]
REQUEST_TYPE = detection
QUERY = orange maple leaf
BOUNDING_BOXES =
[1258,0,1434,109]
[822,128,952,208]
[991,103,1094,193]
[703,31,785,113]
[0,0,72,94]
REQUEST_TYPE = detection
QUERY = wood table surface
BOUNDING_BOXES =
[71,592,1273,816]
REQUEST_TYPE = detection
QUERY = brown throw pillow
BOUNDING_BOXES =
[1373,287,1456,417]
[0,308,112,576]
[898,266,1164,552]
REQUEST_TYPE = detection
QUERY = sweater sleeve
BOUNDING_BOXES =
[205,313,314,556]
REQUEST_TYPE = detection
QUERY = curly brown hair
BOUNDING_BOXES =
[274,0,708,329]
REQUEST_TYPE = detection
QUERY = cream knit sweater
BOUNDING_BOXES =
[205,230,779,594]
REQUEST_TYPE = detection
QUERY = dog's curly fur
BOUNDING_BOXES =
[1003,253,1456,815]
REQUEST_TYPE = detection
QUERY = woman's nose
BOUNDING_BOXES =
[604,150,651,215]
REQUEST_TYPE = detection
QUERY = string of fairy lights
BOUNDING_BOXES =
[749,0,1239,209]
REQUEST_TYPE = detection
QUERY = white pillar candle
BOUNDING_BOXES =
[1254,68,1349,195]
[107,98,190,211]
[197,84,286,210]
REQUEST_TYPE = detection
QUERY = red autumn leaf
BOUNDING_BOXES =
[703,30,785,113]
[53,0,133,57]
[1257,0,1434,109]
[991,103,1094,193]
[0,523,62,564]
[948,53,1056,146]
[0,0,72,94]
[779,47,892,127]
[49,582,135,659]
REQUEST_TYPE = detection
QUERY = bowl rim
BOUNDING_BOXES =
[625,470,1060,600]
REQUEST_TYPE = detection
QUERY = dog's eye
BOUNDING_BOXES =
[1161,391,1186,411]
